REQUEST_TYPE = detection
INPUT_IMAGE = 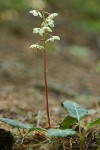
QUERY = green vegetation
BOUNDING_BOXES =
[0,5,99,149]
[47,100,100,149]
[0,100,99,149]
[47,0,100,33]
[0,0,28,12]
[0,0,99,36]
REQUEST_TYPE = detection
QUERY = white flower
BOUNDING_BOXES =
[33,28,40,34]
[47,13,58,20]
[29,10,38,16]
[39,27,52,36]
[46,36,60,43]
[33,27,52,36]
[30,44,44,49]
[42,19,54,28]
[47,19,54,27]
[29,10,42,18]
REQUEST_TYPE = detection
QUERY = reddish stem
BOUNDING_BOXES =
[43,44,51,128]
[41,8,51,128]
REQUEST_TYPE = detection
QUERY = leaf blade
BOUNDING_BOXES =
[88,118,100,129]
[0,118,33,129]
[63,100,88,122]
[60,116,77,129]
[47,129,76,138]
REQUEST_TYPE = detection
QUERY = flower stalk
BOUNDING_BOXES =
[42,9,51,128]
[29,8,60,128]
[43,33,51,128]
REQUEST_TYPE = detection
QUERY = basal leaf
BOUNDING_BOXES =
[63,100,88,122]
[47,129,76,138]
[88,118,100,129]
[60,116,77,129]
[0,118,33,129]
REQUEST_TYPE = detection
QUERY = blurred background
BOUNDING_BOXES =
[0,0,100,123]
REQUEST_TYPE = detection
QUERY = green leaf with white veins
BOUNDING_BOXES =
[0,118,33,129]
[63,101,88,122]
[47,129,76,138]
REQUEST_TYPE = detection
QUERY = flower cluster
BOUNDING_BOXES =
[41,13,58,28]
[29,9,60,50]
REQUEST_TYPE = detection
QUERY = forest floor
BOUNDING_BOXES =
[0,26,100,149]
